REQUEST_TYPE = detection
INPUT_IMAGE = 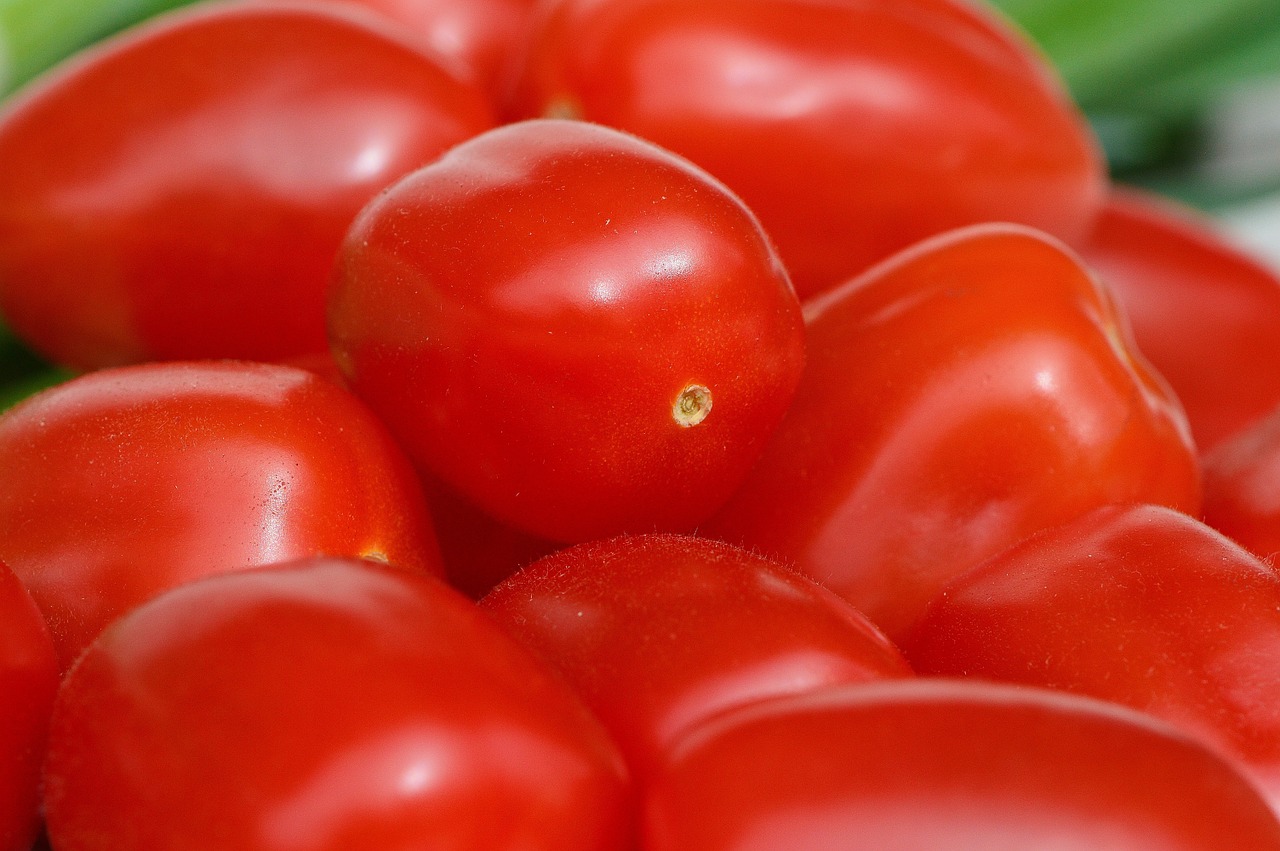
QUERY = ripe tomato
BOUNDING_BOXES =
[905,503,1280,809]
[43,557,633,851]
[705,224,1200,641]
[0,361,442,669]
[0,559,57,851]
[1079,187,1280,453]
[330,119,806,543]
[508,0,1105,297]
[1203,406,1280,560]
[644,680,1280,850]
[480,533,911,780]
[0,2,493,369]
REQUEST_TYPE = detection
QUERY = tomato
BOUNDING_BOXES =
[705,224,1200,641]
[0,361,442,670]
[0,559,57,851]
[43,557,633,850]
[507,0,1105,298]
[0,2,493,369]
[1203,406,1280,560]
[329,119,806,543]
[644,680,1280,850]
[480,533,911,780]
[904,503,1280,810]
[1078,187,1280,453]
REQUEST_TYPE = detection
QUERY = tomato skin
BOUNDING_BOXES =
[480,533,911,780]
[1079,187,1280,453]
[0,560,58,851]
[644,680,1280,850]
[904,504,1280,810]
[705,224,1200,641]
[0,2,494,369]
[1203,408,1280,560]
[508,0,1105,298]
[330,119,806,543]
[43,558,633,851]
[0,361,443,670]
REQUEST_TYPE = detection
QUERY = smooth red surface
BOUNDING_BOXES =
[644,680,1280,850]
[0,561,57,851]
[1080,187,1280,453]
[0,2,493,368]
[480,534,911,780]
[43,558,632,851]
[706,224,1200,641]
[905,504,1280,810]
[330,119,806,543]
[509,0,1105,298]
[0,361,443,670]
[1203,407,1280,560]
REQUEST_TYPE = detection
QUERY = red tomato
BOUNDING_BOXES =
[0,2,493,369]
[0,559,57,851]
[1203,406,1280,560]
[644,680,1280,850]
[508,0,1105,298]
[0,361,442,670]
[904,503,1280,809]
[329,119,806,543]
[705,224,1200,641]
[480,533,911,780]
[43,557,632,851]
[1079,187,1280,453]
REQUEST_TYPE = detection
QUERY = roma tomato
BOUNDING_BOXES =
[706,224,1200,641]
[330,119,806,543]
[905,503,1280,810]
[1203,406,1280,560]
[0,1,493,369]
[480,534,911,780]
[0,361,442,669]
[43,558,632,851]
[1079,187,1280,453]
[509,0,1105,297]
[0,559,57,851]
[645,680,1280,850]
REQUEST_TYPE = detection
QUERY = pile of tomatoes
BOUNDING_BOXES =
[5,0,1280,848]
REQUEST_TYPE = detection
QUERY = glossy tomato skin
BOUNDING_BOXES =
[1079,187,1280,453]
[480,534,911,780]
[705,224,1200,642]
[330,119,806,543]
[0,560,58,851]
[0,2,493,369]
[44,558,632,851]
[1203,408,1280,560]
[0,361,443,670]
[645,680,1280,850]
[904,504,1280,809]
[509,0,1105,298]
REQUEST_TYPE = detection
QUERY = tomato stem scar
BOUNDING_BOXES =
[673,384,712,427]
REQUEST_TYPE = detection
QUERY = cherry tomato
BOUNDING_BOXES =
[0,1,493,369]
[705,224,1200,641]
[329,119,806,543]
[43,557,633,851]
[645,680,1280,850]
[905,503,1280,809]
[0,361,442,669]
[508,0,1105,298]
[0,559,57,851]
[1203,406,1280,560]
[1079,187,1280,453]
[480,533,911,780]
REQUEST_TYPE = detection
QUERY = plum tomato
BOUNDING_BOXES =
[904,503,1280,810]
[329,118,806,543]
[1203,406,1280,560]
[0,559,58,851]
[479,533,911,780]
[43,557,632,851]
[644,680,1280,850]
[0,361,443,670]
[508,0,1106,298]
[1079,187,1280,453]
[0,1,494,369]
[705,224,1200,642]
